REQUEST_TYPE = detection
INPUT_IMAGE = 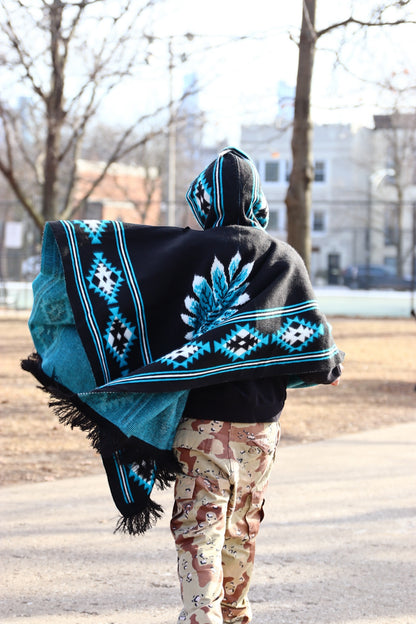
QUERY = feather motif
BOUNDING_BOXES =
[182,252,253,339]
[211,258,228,302]
[228,252,242,281]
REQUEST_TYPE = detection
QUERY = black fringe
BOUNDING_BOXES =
[21,352,181,487]
[114,499,165,536]
[22,352,127,454]
[21,352,183,535]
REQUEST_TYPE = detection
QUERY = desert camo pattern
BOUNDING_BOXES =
[171,419,280,624]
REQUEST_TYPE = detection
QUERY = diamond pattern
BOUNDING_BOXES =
[195,178,212,215]
[87,252,124,305]
[105,307,136,367]
[272,316,324,353]
[75,220,110,244]
[214,324,269,361]
[129,460,156,495]
[161,341,211,369]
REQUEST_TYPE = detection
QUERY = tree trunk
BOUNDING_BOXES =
[42,1,66,224]
[285,0,316,274]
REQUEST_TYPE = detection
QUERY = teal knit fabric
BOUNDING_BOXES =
[29,226,96,393]
[81,389,189,450]
[28,224,188,450]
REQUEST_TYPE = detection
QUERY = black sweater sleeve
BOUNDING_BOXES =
[297,364,342,386]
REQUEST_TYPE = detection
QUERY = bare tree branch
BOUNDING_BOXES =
[0,156,42,230]
[63,107,169,219]
[316,14,416,39]
[285,0,416,271]
[0,1,47,101]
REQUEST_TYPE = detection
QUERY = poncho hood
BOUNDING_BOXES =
[186,147,269,229]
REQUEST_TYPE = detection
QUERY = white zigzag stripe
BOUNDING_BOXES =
[225,300,320,323]
[113,221,152,365]
[96,344,340,388]
[62,221,111,383]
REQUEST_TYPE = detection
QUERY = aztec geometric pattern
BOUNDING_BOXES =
[42,295,74,324]
[214,324,269,361]
[160,340,211,369]
[182,252,253,340]
[251,192,269,229]
[272,315,324,353]
[87,252,124,306]
[186,170,213,228]
[74,219,110,244]
[48,220,342,394]
[244,152,269,229]
[105,307,136,370]
[128,460,156,496]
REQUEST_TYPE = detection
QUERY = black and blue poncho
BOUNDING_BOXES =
[23,147,344,534]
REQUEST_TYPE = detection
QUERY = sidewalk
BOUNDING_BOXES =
[1,422,415,624]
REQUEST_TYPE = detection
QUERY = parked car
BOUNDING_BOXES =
[21,255,41,280]
[342,265,412,290]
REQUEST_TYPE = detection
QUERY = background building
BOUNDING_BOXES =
[241,119,416,285]
[0,160,161,282]
[75,159,161,225]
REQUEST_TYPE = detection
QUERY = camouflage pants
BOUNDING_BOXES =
[170,419,280,624]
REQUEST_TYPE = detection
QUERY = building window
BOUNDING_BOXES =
[314,161,326,183]
[265,161,280,182]
[285,160,291,182]
[283,160,326,182]
[312,210,326,233]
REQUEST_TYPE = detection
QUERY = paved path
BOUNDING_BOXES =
[1,422,416,624]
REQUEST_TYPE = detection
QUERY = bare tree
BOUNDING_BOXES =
[286,0,416,273]
[285,0,316,274]
[0,0,174,232]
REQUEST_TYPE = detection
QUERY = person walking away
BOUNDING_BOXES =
[170,147,343,624]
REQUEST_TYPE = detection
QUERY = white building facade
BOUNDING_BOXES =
[241,119,416,285]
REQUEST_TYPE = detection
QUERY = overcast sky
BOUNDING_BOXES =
[7,0,407,147]
[130,0,416,144]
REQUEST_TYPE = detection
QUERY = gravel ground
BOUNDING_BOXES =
[1,315,415,486]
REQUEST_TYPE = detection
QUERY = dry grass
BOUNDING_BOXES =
[283,317,415,442]
[1,315,415,486]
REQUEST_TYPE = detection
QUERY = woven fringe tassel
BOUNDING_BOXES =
[22,351,181,535]
[114,500,164,536]
[21,352,132,455]
[52,392,103,448]
[21,353,180,478]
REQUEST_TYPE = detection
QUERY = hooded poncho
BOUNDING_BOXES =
[23,147,344,534]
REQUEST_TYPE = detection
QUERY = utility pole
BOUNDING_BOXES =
[167,38,176,227]
[411,202,416,316]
